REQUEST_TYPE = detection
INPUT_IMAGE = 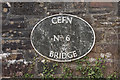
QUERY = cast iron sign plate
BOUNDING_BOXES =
[31,14,95,62]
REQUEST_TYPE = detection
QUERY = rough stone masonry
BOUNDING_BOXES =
[1,2,120,78]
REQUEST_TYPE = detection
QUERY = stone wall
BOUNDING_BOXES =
[1,2,120,78]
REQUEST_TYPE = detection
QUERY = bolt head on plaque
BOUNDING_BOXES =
[31,14,95,62]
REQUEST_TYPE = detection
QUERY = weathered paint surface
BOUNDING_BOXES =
[31,14,95,62]
[1,2,120,78]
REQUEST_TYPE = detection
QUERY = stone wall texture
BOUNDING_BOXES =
[1,2,120,78]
